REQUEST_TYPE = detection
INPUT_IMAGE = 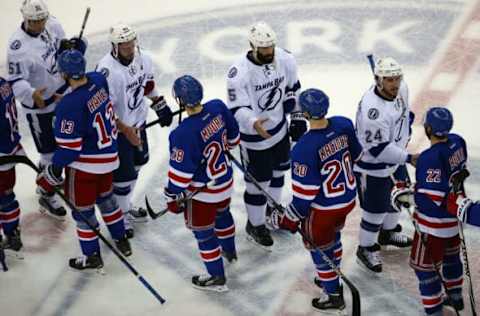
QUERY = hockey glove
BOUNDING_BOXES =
[270,204,302,233]
[289,112,307,142]
[163,188,187,214]
[57,37,88,56]
[283,90,296,114]
[36,164,64,194]
[391,182,414,212]
[447,193,473,222]
[151,96,173,127]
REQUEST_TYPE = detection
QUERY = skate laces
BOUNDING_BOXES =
[368,249,382,266]
[390,232,409,243]
[47,194,63,209]
[73,255,87,267]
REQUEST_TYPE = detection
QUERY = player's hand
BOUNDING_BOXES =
[253,118,272,139]
[58,37,88,56]
[407,153,420,167]
[32,87,47,108]
[447,192,473,222]
[289,112,307,142]
[270,205,301,233]
[163,188,187,214]
[150,96,173,127]
[36,164,64,194]
[283,90,296,113]
[391,182,414,212]
[123,125,142,146]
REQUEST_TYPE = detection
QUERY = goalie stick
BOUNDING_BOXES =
[0,155,166,304]
[226,151,361,316]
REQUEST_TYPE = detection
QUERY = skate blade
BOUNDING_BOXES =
[355,258,382,276]
[312,307,347,315]
[246,235,273,252]
[39,207,66,221]
[5,249,24,260]
[443,305,466,316]
[192,284,228,293]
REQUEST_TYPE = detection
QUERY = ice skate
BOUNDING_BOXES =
[115,236,132,257]
[246,220,273,251]
[69,252,104,274]
[192,274,228,292]
[38,191,67,220]
[222,250,237,263]
[312,286,346,315]
[3,228,24,260]
[356,244,382,273]
[378,226,412,248]
[127,206,148,223]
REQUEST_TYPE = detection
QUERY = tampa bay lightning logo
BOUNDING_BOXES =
[99,67,110,78]
[10,40,21,50]
[258,87,282,111]
[368,108,379,120]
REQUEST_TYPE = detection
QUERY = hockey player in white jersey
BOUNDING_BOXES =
[6,0,86,219]
[354,57,419,273]
[96,24,173,238]
[226,22,306,248]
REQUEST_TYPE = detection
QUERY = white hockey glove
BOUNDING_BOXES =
[269,204,302,233]
[391,183,414,212]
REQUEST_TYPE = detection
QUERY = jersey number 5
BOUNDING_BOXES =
[321,152,356,198]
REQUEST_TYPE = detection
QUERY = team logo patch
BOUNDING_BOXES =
[368,108,379,120]
[10,40,21,50]
[99,67,109,78]
[228,67,238,78]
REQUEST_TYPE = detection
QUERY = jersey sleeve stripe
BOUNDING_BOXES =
[228,134,240,147]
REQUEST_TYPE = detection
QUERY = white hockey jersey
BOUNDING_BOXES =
[6,17,66,114]
[354,81,411,177]
[96,50,158,128]
[226,48,300,150]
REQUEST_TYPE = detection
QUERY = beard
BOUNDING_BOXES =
[256,50,274,64]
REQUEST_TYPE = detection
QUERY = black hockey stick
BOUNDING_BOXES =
[144,180,215,220]
[0,155,166,304]
[145,108,184,129]
[78,7,91,40]
[447,169,477,316]
[0,239,7,271]
[366,54,375,74]
[227,151,361,316]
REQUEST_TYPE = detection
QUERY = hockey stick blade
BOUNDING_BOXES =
[145,195,168,220]
[0,155,39,171]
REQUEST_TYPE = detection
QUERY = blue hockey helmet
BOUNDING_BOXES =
[424,106,453,137]
[172,75,203,107]
[299,88,329,119]
[57,49,85,80]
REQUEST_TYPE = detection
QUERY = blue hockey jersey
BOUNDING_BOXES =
[290,116,363,217]
[414,133,467,238]
[0,77,21,155]
[52,72,119,174]
[167,99,240,203]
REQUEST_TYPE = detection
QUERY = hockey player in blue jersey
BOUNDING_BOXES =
[270,89,363,313]
[393,107,466,315]
[36,50,131,270]
[164,75,240,291]
[0,77,25,259]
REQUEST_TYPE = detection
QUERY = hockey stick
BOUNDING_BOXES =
[226,151,361,316]
[78,7,91,40]
[448,169,477,316]
[145,108,184,129]
[144,180,215,220]
[0,155,166,304]
[366,54,375,74]
[0,235,7,271]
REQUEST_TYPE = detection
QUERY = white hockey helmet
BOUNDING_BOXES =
[21,0,49,21]
[248,21,276,48]
[109,23,137,44]
[374,57,403,78]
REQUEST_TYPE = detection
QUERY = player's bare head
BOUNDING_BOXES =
[423,106,453,140]
[57,49,86,83]
[374,57,403,99]
[173,75,203,112]
[110,24,137,65]
[249,21,276,64]
[21,0,49,34]
[299,88,329,121]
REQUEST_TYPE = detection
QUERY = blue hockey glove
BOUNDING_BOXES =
[283,90,296,114]
[289,112,307,142]
[58,37,88,56]
[151,96,173,127]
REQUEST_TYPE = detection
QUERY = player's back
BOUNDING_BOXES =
[55,72,118,174]
[292,116,361,209]
[414,133,467,237]
[0,77,21,154]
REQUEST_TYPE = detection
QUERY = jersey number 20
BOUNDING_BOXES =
[321,152,355,198]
